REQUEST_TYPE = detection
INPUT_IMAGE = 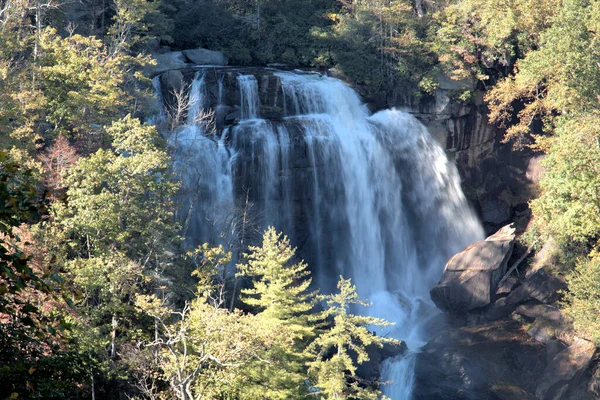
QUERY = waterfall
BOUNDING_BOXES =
[237,74,260,120]
[170,72,234,247]
[162,69,484,398]
[187,72,206,124]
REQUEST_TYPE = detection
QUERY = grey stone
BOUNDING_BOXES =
[430,224,515,313]
[506,268,566,306]
[481,198,512,225]
[496,274,519,295]
[145,51,188,77]
[515,303,564,324]
[355,341,407,382]
[528,321,553,344]
[436,71,477,91]
[489,384,537,400]
[182,48,228,66]
[535,337,596,400]
[225,110,241,123]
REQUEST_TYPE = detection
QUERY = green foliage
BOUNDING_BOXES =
[37,29,150,140]
[167,0,334,66]
[237,227,318,399]
[485,0,600,143]
[308,276,398,400]
[0,151,53,319]
[56,115,179,260]
[48,116,180,396]
[433,0,556,82]
[530,114,600,250]
[562,253,600,345]
[0,151,79,399]
[328,1,436,91]
[136,244,273,400]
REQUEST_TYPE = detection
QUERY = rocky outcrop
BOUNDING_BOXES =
[422,227,599,399]
[146,51,189,76]
[505,268,566,306]
[430,224,515,313]
[535,337,596,400]
[355,341,408,384]
[378,71,539,231]
[182,48,228,65]
[145,49,229,77]
[413,320,546,399]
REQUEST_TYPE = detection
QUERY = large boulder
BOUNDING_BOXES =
[182,48,228,66]
[430,224,515,313]
[145,51,189,77]
[535,337,596,400]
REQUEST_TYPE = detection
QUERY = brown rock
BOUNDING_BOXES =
[506,268,566,306]
[535,337,596,400]
[430,224,515,313]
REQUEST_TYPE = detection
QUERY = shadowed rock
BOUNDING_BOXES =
[413,320,545,399]
[430,224,515,313]
[505,268,566,306]
[535,337,596,400]
[182,48,228,66]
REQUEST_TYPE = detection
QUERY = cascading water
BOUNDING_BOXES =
[162,68,484,398]
[170,72,234,247]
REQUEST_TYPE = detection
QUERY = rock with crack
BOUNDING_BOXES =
[505,268,566,306]
[430,224,515,313]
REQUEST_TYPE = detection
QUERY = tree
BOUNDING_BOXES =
[56,115,179,261]
[136,244,272,400]
[433,0,556,83]
[0,150,83,399]
[237,227,318,399]
[562,252,600,345]
[38,134,78,200]
[308,276,398,399]
[485,0,600,145]
[47,115,180,395]
[529,114,600,250]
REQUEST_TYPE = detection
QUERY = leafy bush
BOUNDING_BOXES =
[563,254,600,345]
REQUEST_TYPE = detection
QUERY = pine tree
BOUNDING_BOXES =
[237,227,317,399]
[308,276,398,400]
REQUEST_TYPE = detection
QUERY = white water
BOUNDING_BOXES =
[170,72,234,246]
[164,70,484,398]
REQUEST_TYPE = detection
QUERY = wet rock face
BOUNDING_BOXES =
[158,67,289,128]
[430,224,515,313]
[385,78,538,232]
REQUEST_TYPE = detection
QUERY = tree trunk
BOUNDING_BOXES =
[91,373,96,400]
[415,0,424,17]
[110,313,118,359]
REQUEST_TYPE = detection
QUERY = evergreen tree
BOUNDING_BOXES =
[237,227,317,399]
[308,276,398,400]
[136,244,273,400]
